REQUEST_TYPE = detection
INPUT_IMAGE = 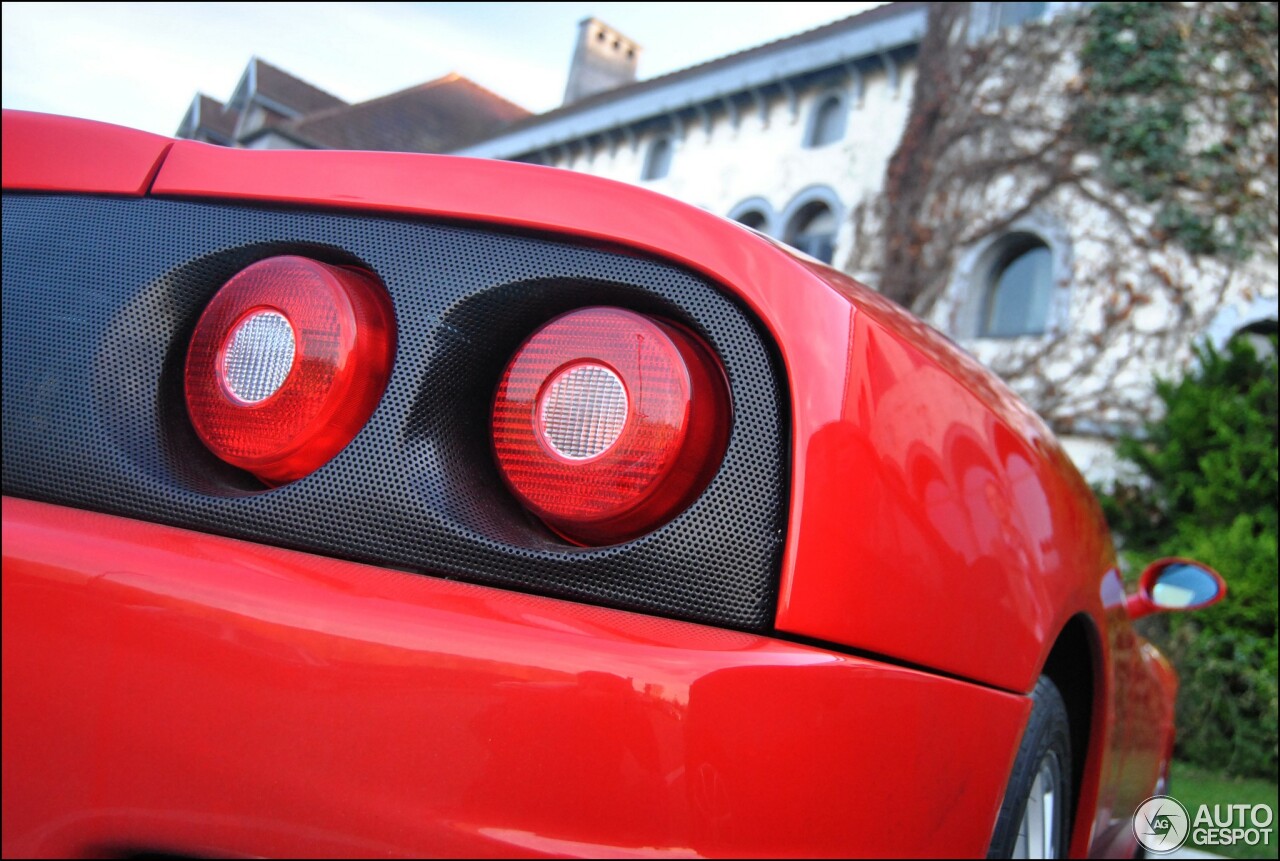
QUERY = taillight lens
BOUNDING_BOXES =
[493,307,730,545]
[184,255,395,485]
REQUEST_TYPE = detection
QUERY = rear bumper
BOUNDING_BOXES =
[2,497,1029,858]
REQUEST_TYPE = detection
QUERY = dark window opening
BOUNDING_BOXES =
[980,235,1054,337]
[806,95,846,148]
[642,137,673,181]
[785,202,837,264]
[1230,320,1278,361]
[993,2,1048,31]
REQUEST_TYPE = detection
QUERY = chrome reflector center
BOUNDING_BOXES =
[539,363,628,459]
[221,310,296,404]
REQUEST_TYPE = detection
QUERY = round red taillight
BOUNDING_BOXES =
[492,307,730,545]
[184,255,395,485]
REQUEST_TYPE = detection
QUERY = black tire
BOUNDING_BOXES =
[988,676,1073,859]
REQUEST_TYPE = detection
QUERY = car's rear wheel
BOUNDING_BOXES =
[989,676,1073,859]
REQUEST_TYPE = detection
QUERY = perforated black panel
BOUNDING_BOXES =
[2,194,788,629]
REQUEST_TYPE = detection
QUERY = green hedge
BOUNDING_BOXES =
[1100,336,1278,778]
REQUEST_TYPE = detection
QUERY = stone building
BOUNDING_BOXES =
[177,2,1278,482]
[459,3,926,268]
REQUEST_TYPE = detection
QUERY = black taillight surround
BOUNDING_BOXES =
[1,194,788,630]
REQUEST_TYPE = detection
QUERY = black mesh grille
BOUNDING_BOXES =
[1,194,788,629]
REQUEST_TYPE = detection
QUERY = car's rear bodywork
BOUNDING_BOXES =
[2,111,1178,857]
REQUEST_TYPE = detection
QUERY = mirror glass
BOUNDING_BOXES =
[1150,562,1222,609]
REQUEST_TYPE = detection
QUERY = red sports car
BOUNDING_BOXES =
[1,111,1226,858]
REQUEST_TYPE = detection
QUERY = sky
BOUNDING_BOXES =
[2,1,885,136]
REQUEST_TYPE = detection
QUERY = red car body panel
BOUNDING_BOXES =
[3,497,1030,859]
[149,133,1111,693]
[1,112,1180,857]
[0,110,171,195]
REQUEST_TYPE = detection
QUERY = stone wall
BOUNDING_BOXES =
[846,2,1278,481]
[544,62,916,268]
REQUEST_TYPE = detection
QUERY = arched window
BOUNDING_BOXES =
[728,198,776,236]
[1230,320,1278,362]
[806,95,846,148]
[785,201,837,264]
[980,234,1054,337]
[641,137,673,181]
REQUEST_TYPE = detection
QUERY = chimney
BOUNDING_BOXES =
[563,18,641,105]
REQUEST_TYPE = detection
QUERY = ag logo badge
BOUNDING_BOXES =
[1134,795,1190,854]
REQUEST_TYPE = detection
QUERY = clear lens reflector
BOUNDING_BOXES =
[539,364,628,459]
[492,307,730,545]
[220,310,295,403]
[184,256,395,485]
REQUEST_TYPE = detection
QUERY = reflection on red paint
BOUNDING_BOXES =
[4,498,1029,858]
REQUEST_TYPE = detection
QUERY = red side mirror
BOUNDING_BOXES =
[1127,558,1227,621]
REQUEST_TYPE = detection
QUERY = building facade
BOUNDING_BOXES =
[457,3,928,271]
[178,2,1279,483]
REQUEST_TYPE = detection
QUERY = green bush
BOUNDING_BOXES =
[1100,336,1278,778]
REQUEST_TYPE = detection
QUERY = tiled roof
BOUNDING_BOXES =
[480,1,922,140]
[197,94,239,140]
[252,58,347,115]
[276,74,530,153]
